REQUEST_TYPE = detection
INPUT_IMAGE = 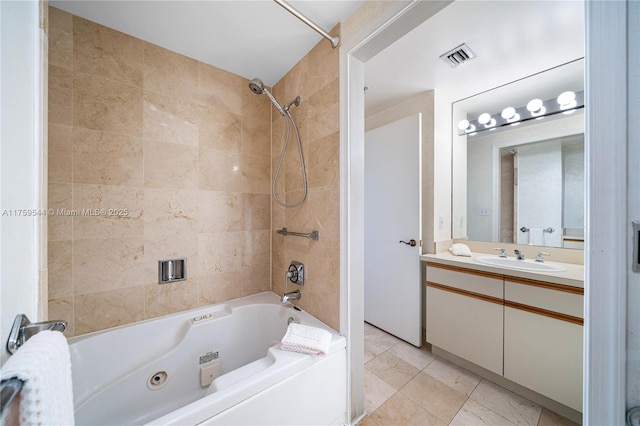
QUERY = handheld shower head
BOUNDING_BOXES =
[249,78,306,208]
[248,78,286,116]
[248,78,264,95]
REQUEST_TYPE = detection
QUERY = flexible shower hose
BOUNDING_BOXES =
[272,109,307,208]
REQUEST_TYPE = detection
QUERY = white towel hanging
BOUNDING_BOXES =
[0,330,74,426]
[529,228,544,246]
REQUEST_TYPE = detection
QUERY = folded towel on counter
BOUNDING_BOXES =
[0,330,74,426]
[280,323,332,355]
[449,243,472,257]
[529,228,544,246]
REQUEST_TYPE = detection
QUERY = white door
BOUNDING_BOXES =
[364,114,422,346]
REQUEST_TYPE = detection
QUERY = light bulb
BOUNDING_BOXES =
[457,120,476,134]
[478,113,496,128]
[501,107,520,123]
[557,91,577,110]
[501,107,516,120]
[527,98,546,117]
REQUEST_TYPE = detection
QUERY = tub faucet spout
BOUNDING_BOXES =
[281,290,301,303]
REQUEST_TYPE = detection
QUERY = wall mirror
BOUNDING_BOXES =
[452,58,585,249]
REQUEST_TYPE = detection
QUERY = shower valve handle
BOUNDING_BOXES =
[287,262,304,285]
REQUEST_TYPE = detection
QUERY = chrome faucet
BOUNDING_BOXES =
[281,262,304,303]
[281,290,301,303]
[494,248,507,258]
[514,249,525,260]
[535,251,550,262]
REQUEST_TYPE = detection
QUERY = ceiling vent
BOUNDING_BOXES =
[440,43,476,68]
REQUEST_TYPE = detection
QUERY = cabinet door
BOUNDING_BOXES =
[426,286,503,375]
[504,307,583,412]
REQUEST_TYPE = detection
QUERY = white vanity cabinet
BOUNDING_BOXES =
[425,261,584,413]
[426,264,504,374]
[503,278,583,412]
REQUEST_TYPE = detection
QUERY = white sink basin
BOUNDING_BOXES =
[474,256,566,272]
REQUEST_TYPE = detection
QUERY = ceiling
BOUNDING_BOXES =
[49,1,585,113]
[364,1,585,115]
[49,0,364,86]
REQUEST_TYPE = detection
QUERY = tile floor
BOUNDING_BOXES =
[360,322,580,426]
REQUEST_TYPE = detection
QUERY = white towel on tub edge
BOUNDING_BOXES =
[280,323,332,355]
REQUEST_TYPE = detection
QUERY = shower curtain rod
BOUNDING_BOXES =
[273,0,340,48]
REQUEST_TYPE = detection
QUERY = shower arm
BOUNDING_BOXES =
[273,0,340,48]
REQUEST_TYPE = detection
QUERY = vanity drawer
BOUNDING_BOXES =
[426,263,503,299]
[505,278,584,320]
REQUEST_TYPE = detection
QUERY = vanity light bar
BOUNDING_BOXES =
[458,90,584,136]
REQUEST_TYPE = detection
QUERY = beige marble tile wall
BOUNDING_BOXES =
[270,26,341,331]
[47,7,271,336]
[500,153,515,243]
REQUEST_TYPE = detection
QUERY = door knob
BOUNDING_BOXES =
[399,239,417,247]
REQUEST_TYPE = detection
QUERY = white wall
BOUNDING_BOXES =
[0,0,46,365]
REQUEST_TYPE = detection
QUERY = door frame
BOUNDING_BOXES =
[342,1,630,424]
[626,0,640,415]
[341,1,451,422]
[0,0,47,365]
[583,1,629,424]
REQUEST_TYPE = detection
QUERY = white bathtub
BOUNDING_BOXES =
[68,292,347,425]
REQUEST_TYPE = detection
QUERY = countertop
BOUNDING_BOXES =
[420,252,584,289]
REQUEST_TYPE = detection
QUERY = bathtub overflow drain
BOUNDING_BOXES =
[147,371,169,390]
